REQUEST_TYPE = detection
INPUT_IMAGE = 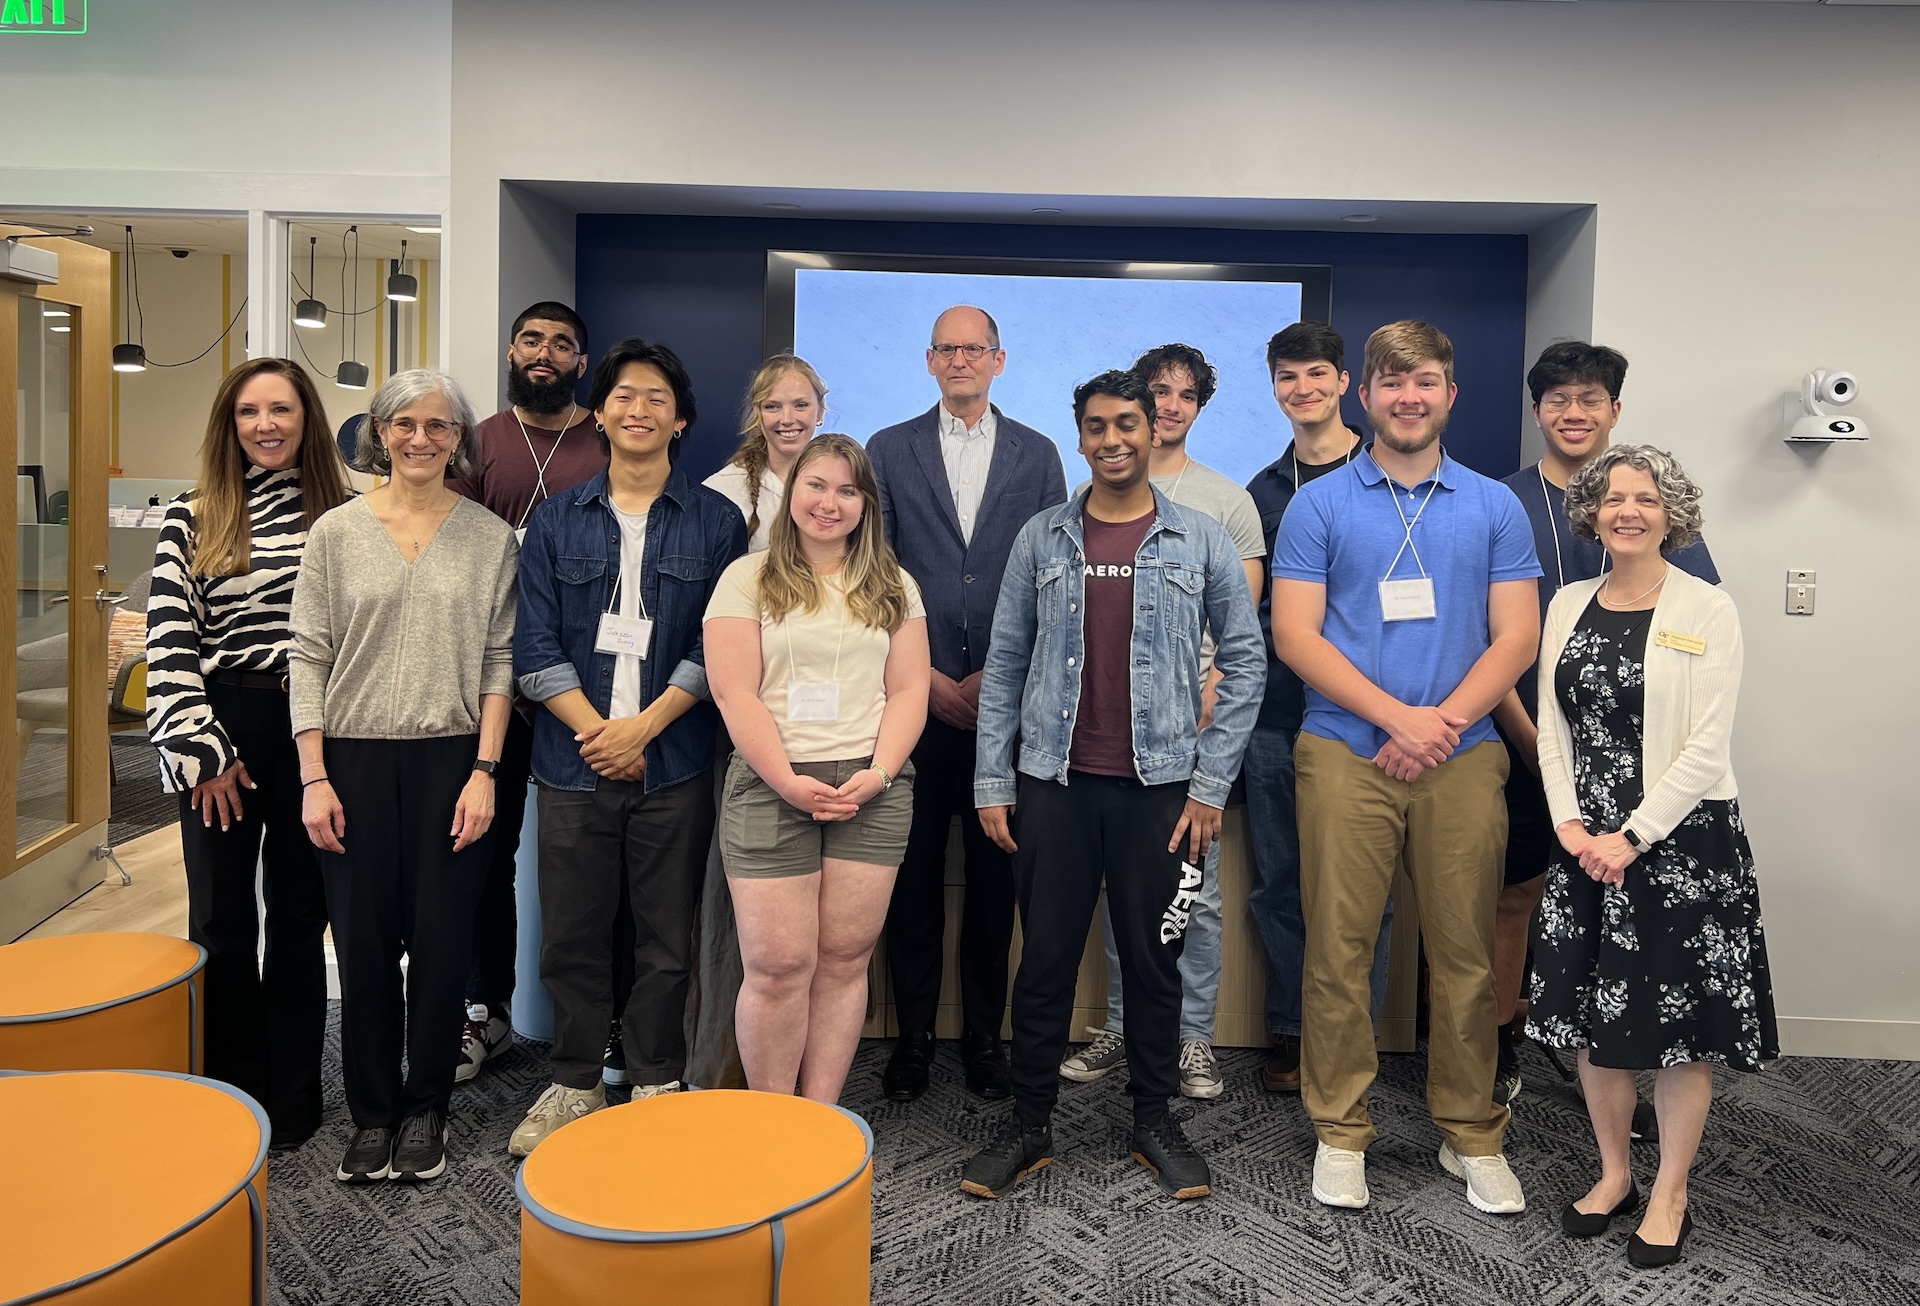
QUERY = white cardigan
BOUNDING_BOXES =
[1536,568,1742,845]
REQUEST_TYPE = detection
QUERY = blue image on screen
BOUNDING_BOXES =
[792,268,1304,486]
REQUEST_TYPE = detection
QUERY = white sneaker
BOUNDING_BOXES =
[509,1081,605,1158]
[1177,1039,1225,1100]
[1312,1141,1370,1209]
[1059,1028,1127,1082]
[1439,1142,1527,1214]
[455,1003,511,1084]
[631,1080,683,1100]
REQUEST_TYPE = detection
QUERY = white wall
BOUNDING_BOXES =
[450,0,1920,1056]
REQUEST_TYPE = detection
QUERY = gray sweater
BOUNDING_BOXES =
[289,495,518,739]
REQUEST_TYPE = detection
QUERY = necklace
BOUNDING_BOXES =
[385,489,455,558]
[1599,563,1667,609]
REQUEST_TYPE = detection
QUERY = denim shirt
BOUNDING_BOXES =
[514,466,748,793]
[973,486,1266,810]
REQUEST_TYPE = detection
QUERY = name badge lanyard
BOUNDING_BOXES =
[595,562,654,659]
[1536,465,1567,591]
[1376,454,1441,621]
[784,588,848,723]
[1292,438,1359,493]
[514,403,578,532]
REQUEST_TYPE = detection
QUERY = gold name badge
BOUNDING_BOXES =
[1655,629,1707,655]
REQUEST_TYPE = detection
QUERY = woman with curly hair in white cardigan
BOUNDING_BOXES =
[1529,444,1776,1269]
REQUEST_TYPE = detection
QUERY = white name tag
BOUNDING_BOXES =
[787,679,841,723]
[595,612,653,658]
[1379,577,1437,622]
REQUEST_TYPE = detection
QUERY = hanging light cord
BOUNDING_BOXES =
[144,297,249,369]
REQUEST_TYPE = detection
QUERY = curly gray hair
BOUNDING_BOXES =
[351,368,480,480]
[1563,444,1704,552]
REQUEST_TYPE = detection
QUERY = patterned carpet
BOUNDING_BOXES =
[265,1008,1920,1305]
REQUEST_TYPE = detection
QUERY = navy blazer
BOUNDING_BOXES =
[869,403,1067,681]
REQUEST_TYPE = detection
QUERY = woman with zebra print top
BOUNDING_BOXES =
[146,357,352,1150]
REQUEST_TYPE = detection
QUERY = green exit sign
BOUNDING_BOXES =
[0,0,86,33]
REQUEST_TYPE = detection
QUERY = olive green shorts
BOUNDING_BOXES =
[719,753,917,879]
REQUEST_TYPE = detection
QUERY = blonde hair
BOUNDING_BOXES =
[1361,319,1455,388]
[191,358,351,576]
[729,355,829,541]
[757,433,912,632]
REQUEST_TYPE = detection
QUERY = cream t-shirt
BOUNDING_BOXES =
[701,463,786,553]
[705,551,925,763]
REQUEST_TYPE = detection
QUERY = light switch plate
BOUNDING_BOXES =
[1786,569,1816,616]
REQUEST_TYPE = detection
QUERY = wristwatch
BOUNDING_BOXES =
[1622,825,1650,852]
[473,758,499,777]
[871,763,894,791]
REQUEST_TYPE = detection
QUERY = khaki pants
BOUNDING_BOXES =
[1296,732,1511,1155]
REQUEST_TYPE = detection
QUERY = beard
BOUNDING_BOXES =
[1372,408,1447,455]
[506,360,578,414]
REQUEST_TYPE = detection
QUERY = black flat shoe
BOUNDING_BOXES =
[882,1031,934,1102]
[1561,1182,1641,1237]
[1627,1211,1693,1268]
[961,1030,1011,1101]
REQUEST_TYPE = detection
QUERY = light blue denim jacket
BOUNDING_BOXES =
[973,487,1266,810]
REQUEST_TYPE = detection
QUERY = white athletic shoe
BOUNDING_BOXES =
[509,1082,605,1158]
[1439,1142,1527,1214]
[1312,1141,1371,1209]
[1177,1039,1225,1099]
[631,1080,684,1100]
[455,1003,512,1084]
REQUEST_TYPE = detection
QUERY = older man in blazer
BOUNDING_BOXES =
[870,304,1068,1102]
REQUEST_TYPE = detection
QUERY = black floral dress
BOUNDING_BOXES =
[1527,597,1778,1072]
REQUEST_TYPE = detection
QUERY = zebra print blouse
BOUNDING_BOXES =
[146,465,310,793]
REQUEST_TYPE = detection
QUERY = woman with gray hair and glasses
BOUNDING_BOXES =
[290,369,519,1186]
[1528,444,1775,1268]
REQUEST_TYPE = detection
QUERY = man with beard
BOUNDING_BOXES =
[448,302,605,1083]
[1272,321,1540,1216]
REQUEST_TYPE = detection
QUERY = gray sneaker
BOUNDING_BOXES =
[1059,1027,1127,1082]
[1177,1039,1224,1099]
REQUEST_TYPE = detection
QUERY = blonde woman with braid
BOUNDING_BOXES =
[705,434,930,1102]
[703,355,829,551]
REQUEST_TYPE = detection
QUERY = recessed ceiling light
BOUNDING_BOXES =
[42,308,70,318]
[761,202,802,211]
[49,325,71,333]
[1031,207,1063,215]
[404,225,441,235]
[1342,213,1380,224]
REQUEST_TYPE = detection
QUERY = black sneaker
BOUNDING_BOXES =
[959,1118,1054,1199]
[1493,1027,1522,1107]
[390,1109,448,1182]
[603,1021,629,1088]
[1631,1098,1659,1143]
[336,1127,393,1183]
[1131,1118,1212,1200]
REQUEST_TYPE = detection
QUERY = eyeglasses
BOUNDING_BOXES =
[515,334,580,360]
[1540,392,1613,413]
[383,417,457,441]
[929,343,998,362]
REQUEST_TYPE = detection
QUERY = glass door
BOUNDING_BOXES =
[1,232,114,940]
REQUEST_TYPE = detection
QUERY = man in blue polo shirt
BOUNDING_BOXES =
[1273,320,1541,1216]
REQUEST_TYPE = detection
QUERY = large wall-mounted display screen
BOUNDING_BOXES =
[769,252,1331,486]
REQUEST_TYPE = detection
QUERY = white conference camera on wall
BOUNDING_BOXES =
[1786,369,1868,442]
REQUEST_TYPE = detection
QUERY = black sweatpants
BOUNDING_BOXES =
[317,736,492,1129]
[537,772,713,1089]
[177,679,329,1136]
[886,718,1016,1040]
[465,706,535,1011]
[1009,771,1195,1129]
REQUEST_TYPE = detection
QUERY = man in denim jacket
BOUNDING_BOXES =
[507,339,747,1156]
[961,370,1265,1202]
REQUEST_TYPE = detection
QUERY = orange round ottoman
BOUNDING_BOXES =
[0,1069,267,1305]
[517,1090,874,1306]
[0,933,205,1074]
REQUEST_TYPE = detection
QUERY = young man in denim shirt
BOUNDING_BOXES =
[507,339,747,1156]
[962,370,1265,1202]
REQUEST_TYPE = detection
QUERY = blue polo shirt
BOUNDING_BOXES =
[1273,448,1541,759]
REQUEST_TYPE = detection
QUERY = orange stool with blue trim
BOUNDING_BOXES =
[0,1069,268,1305]
[517,1089,874,1305]
[0,933,205,1074]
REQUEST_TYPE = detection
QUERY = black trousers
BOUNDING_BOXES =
[317,736,492,1129]
[1009,771,1192,1129]
[537,772,712,1089]
[885,718,1015,1040]
[177,680,329,1136]
[465,707,534,1010]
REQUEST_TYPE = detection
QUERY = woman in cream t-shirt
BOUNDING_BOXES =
[702,354,829,552]
[705,433,930,1104]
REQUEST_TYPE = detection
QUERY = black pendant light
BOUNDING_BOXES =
[294,235,327,329]
[387,237,418,303]
[113,225,147,371]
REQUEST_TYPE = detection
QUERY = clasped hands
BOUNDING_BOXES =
[1374,705,1472,782]
[777,767,889,822]
[575,712,657,782]
[1556,819,1639,886]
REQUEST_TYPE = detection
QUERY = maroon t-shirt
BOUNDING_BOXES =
[450,408,608,532]
[1068,507,1154,778]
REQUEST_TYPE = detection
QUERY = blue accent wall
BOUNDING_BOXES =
[574,214,1528,485]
